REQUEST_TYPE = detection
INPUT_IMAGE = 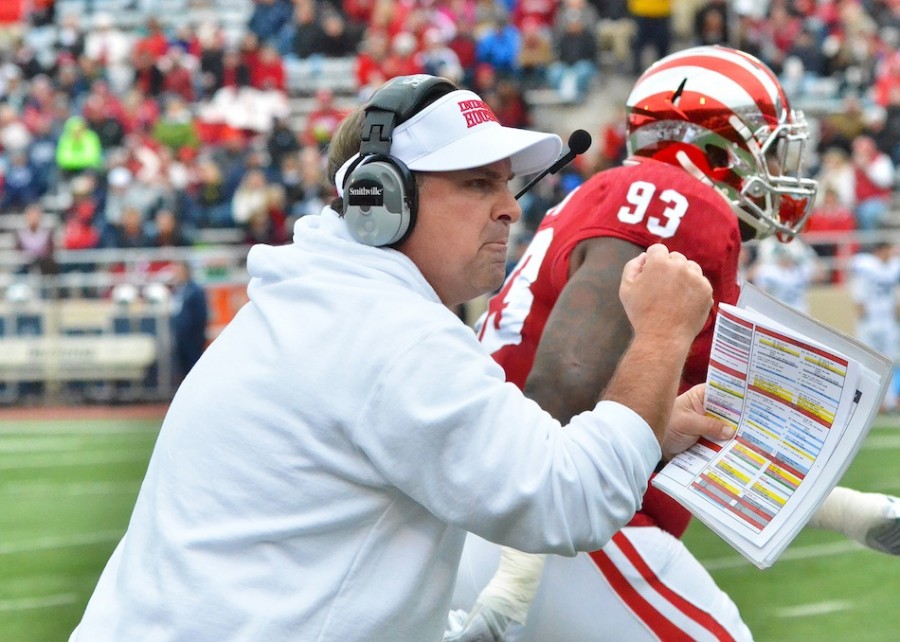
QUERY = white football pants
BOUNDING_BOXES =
[452,527,753,641]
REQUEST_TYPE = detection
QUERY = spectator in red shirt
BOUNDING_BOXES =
[382,31,424,79]
[133,17,169,63]
[874,49,900,108]
[121,88,161,135]
[249,42,286,92]
[484,79,531,128]
[354,29,390,97]
[851,133,896,230]
[759,2,803,74]
[161,46,198,102]
[238,32,262,71]
[804,187,858,283]
[302,88,348,150]
[595,104,627,171]
[63,196,101,251]
[60,178,102,297]
[369,0,415,40]
[133,48,165,98]
[448,17,478,86]
[511,0,557,33]
[218,48,253,91]
[84,79,127,122]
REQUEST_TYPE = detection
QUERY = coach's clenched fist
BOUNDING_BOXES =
[619,243,714,348]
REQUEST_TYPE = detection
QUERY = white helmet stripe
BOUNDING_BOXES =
[652,47,781,101]
[638,47,783,121]
[629,65,765,122]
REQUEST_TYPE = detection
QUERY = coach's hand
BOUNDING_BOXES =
[620,243,713,349]
[661,383,735,460]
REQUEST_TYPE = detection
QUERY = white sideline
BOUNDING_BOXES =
[1,480,139,495]
[0,451,151,470]
[0,423,158,435]
[0,530,122,555]
[775,600,853,618]
[701,540,863,571]
[0,438,98,453]
[0,593,79,612]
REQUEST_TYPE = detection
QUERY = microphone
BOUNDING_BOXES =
[515,129,592,200]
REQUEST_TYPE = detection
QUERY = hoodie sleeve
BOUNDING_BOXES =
[352,321,660,556]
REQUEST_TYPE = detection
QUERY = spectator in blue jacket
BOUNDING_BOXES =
[248,0,294,45]
[169,260,208,383]
[0,151,41,211]
[475,16,521,78]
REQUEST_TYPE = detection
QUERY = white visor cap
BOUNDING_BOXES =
[390,89,562,177]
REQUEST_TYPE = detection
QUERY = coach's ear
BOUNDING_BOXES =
[660,384,735,461]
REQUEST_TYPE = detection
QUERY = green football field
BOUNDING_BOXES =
[1,413,898,642]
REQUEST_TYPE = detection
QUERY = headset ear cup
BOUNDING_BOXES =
[343,155,417,247]
[340,76,455,246]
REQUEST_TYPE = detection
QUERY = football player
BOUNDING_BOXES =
[849,242,900,413]
[445,45,900,641]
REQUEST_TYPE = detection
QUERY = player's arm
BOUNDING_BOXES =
[524,236,642,423]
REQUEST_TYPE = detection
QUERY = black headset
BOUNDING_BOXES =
[341,75,457,247]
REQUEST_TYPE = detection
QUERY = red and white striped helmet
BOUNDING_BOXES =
[625,45,818,240]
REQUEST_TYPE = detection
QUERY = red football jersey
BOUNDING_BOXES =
[477,158,743,537]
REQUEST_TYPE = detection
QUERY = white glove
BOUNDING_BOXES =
[866,496,900,554]
[443,603,512,642]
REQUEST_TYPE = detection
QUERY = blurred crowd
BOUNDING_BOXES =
[0,0,897,293]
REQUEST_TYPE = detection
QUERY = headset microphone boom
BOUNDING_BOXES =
[514,129,592,200]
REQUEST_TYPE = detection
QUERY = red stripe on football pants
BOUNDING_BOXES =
[589,531,737,642]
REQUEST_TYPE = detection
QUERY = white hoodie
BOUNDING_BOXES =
[71,208,660,642]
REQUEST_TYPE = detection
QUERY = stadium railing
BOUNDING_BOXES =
[0,244,249,406]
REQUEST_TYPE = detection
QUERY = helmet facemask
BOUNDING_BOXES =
[735,110,818,241]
